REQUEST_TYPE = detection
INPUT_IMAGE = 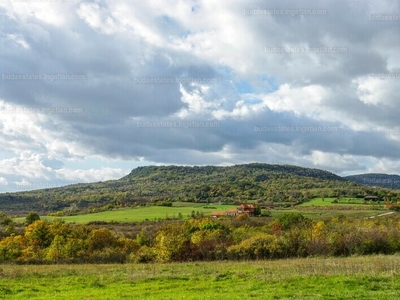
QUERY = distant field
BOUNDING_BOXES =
[299,197,372,206]
[12,201,386,223]
[12,199,387,224]
[271,209,381,220]
[14,203,237,224]
[1,255,400,299]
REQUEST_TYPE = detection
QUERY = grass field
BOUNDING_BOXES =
[299,197,369,206]
[14,204,237,224]
[12,203,386,224]
[1,255,400,299]
[12,199,388,224]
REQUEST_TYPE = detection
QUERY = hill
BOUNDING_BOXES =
[344,173,400,189]
[0,163,370,215]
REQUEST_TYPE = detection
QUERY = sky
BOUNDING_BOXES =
[0,0,400,192]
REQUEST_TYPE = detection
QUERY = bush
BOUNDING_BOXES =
[355,229,392,255]
[129,245,156,263]
[87,228,116,251]
[155,201,173,207]
[389,205,400,211]
[86,248,127,264]
[227,234,281,260]
[277,213,310,230]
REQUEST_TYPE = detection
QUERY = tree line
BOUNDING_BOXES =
[1,212,400,264]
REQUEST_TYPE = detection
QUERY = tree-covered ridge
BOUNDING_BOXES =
[0,163,397,215]
[345,173,400,189]
[124,163,343,181]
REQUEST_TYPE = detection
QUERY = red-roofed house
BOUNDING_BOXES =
[211,211,226,218]
[211,204,256,218]
[226,209,239,217]
[237,204,255,216]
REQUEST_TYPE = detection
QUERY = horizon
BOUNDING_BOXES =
[2,162,400,194]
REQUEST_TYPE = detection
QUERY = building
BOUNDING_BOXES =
[211,212,226,218]
[237,204,255,216]
[211,204,255,218]
[225,208,239,217]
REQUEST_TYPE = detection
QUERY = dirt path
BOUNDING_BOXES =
[367,211,396,219]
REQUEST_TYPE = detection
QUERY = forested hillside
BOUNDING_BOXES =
[0,163,396,215]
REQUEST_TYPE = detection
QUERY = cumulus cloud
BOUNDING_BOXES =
[0,177,8,186]
[0,0,400,191]
[55,167,128,183]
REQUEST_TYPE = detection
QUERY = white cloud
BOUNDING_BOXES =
[309,151,365,174]
[354,76,400,107]
[0,0,400,192]
[260,84,327,117]
[6,34,30,49]
[0,177,8,186]
[55,167,128,183]
[77,3,119,35]
[0,2,68,26]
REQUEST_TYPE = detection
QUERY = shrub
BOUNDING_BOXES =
[129,245,156,263]
[87,228,116,251]
[227,234,281,260]
[86,248,127,264]
[389,205,400,211]
[276,213,310,230]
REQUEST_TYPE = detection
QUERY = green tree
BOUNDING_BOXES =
[0,211,14,236]
[253,205,261,216]
[26,212,40,225]
[25,220,52,246]
[136,230,150,246]
[46,235,66,262]
[154,224,187,262]
[277,213,309,230]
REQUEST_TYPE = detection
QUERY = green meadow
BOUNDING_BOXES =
[14,203,237,224]
[1,255,400,299]
[12,202,386,224]
[299,197,370,206]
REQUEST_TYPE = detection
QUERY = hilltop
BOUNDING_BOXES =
[344,173,400,189]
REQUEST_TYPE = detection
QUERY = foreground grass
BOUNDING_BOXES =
[1,255,400,299]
